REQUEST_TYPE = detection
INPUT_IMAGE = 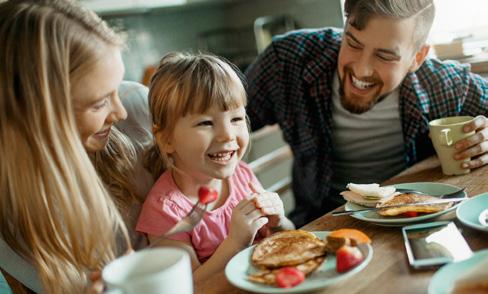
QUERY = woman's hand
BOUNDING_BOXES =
[228,198,269,248]
[85,249,134,294]
[86,271,103,294]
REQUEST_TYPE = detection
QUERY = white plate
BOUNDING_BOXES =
[456,193,488,232]
[345,182,466,225]
[428,249,488,294]
[225,231,373,293]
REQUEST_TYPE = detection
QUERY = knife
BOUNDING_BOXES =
[332,197,467,216]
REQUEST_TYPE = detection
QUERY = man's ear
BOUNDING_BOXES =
[409,44,431,72]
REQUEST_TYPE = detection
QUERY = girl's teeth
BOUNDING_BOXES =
[352,75,374,89]
[208,151,233,161]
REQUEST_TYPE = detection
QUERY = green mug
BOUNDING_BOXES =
[429,116,475,175]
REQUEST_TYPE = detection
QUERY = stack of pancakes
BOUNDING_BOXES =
[376,193,453,216]
[248,230,327,285]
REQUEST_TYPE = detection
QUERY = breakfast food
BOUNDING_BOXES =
[340,183,398,207]
[376,193,452,216]
[251,230,327,268]
[248,230,327,287]
[325,228,372,252]
[248,229,371,287]
[451,257,488,294]
[336,245,364,273]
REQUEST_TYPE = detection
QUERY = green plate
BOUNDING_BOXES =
[456,193,488,232]
[345,182,466,225]
[224,231,373,293]
[428,249,488,294]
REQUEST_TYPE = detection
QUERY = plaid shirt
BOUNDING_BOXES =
[245,28,488,227]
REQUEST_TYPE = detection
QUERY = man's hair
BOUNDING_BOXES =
[344,0,435,49]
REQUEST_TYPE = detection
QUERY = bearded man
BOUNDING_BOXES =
[245,0,488,227]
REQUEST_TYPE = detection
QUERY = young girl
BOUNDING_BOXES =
[136,52,294,283]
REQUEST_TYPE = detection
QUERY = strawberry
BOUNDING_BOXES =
[275,267,305,288]
[336,245,364,273]
[198,186,218,204]
[401,211,419,217]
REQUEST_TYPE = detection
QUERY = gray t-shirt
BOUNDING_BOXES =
[0,81,153,293]
[330,73,407,193]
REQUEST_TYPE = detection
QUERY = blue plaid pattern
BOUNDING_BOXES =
[245,28,488,227]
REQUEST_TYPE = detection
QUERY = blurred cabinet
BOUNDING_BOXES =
[80,0,241,16]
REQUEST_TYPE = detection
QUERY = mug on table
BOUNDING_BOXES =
[429,116,475,175]
[102,247,192,294]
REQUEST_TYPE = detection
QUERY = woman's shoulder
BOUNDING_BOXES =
[116,81,152,146]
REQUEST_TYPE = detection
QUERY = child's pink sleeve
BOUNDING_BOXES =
[136,195,191,243]
[240,161,265,191]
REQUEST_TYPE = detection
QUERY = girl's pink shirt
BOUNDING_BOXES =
[136,161,262,262]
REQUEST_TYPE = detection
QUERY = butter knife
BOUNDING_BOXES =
[332,197,467,216]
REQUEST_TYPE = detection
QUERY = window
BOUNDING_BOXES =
[429,0,488,44]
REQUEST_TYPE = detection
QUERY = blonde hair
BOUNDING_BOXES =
[145,52,247,179]
[0,0,131,292]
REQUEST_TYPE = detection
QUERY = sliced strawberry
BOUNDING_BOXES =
[198,186,218,204]
[401,211,419,218]
[275,267,305,288]
[336,245,364,273]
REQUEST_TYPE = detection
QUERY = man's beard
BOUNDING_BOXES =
[338,66,385,114]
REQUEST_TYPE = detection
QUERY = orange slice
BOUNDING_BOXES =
[328,229,371,244]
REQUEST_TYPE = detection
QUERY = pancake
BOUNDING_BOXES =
[376,193,452,216]
[252,230,327,268]
[248,256,325,285]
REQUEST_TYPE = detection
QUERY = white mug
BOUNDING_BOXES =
[102,247,193,294]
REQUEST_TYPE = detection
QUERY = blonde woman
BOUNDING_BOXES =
[0,0,152,293]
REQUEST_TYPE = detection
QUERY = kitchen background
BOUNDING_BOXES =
[81,0,344,82]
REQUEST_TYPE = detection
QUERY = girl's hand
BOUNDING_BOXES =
[228,198,269,248]
[248,182,285,228]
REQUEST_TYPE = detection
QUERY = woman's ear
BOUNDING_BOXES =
[409,44,431,73]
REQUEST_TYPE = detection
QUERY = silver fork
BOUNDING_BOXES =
[395,187,466,199]
[149,201,207,247]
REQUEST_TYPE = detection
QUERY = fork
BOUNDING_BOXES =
[394,187,466,199]
[149,201,207,247]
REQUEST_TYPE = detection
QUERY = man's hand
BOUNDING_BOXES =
[454,115,488,169]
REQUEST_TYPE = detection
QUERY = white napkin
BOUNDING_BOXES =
[346,183,396,199]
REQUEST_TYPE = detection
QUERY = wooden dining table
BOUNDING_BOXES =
[196,156,488,294]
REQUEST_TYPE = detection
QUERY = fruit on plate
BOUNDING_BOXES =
[336,245,364,273]
[328,229,372,244]
[325,228,371,253]
[198,186,218,204]
[275,267,305,288]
